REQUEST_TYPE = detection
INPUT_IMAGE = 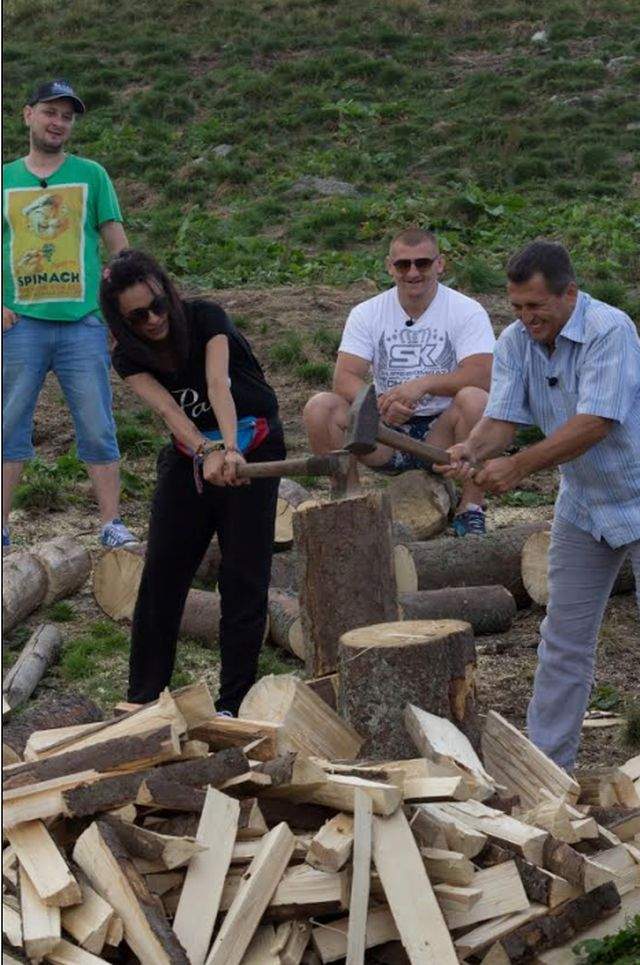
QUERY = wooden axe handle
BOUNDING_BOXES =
[376,423,451,465]
[237,453,346,480]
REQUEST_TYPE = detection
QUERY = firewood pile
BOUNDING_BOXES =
[3,678,640,965]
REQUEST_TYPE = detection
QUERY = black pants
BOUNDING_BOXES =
[128,427,285,713]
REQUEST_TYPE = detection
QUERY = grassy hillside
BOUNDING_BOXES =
[3,0,639,310]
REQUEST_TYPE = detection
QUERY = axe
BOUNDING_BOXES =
[345,383,464,467]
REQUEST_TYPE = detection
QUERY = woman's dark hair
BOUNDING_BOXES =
[506,240,576,296]
[100,249,189,369]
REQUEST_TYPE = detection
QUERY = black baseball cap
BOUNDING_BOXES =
[27,80,85,114]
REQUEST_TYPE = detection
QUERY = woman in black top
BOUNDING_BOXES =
[100,249,285,715]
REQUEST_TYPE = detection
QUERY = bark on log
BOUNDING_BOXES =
[387,470,453,540]
[1,691,103,756]
[293,493,399,675]
[267,590,305,660]
[338,619,480,759]
[399,586,516,635]
[2,624,62,711]
[406,523,549,608]
[30,536,91,605]
[275,479,311,549]
[270,551,299,592]
[2,550,47,632]
[522,529,636,607]
[178,588,221,648]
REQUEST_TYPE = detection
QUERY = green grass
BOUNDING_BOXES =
[12,451,86,511]
[296,360,332,384]
[46,601,77,623]
[497,490,555,508]
[269,332,306,367]
[2,0,638,298]
[589,681,622,712]
[115,413,164,457]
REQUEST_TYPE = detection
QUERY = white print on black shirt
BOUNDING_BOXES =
[172,387,211,420]
[373,327,457,392]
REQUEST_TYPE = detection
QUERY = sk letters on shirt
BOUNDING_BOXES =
[485,291,640,548]
[339,284,495,417]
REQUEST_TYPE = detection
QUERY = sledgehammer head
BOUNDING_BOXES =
[345,383,379,455]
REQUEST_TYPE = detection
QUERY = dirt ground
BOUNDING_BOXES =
[6,283,639,771]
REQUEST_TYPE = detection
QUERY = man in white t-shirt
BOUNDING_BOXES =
[303,227,495,534]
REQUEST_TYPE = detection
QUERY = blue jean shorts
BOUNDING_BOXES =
[376,413,441,474]
[2,313,120,463]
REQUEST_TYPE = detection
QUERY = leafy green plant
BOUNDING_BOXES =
[13,459,70,511]
[296,360,332,384]
[573,915,640,963]
[312,327,341,356]
[46,601,76,623]
[498,490,554,508]
[589,682,621,712]
[269,333,305,367]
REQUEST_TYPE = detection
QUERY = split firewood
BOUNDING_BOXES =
[345,788,373,965]
[253,752,327,792]
[293,493,399,675]
[404,704,494,797]
[242,925,280,965]
[60,874,115,955]
[386,469,452,540]
[268,589,305,660]
[220,863,349,920]
[2,624,63,713]
[43,936,114,963]
[339,621,480,759]
[2,549,48,632]
[101,816,204,870]
[589,844,640,896]
[518,797,583,843]
[583,806,640,842]
[436,801,549,865]
[231,833,311,866]
[312,906,398,963]
[576,767,640,808]
[405,522,549,607]
[411,803,487,858]
[306,813,354,873]
[189,715,281,762]
[19,862,61,961]
[6,820,80,907]
[2,897,23,950]
[521,528,635,606]
[399,585,517,635]
[237,797,269,838]
[273,920,312,965]
[419,847,475,886]
[536,887,640,963]
[480,843,580,909]
[481,710,580,808]
[453,904,548,961]
[542,837,616,891]
[73,820,190,964]
[436,861,529,929]
[239,674,362,761]
[304,675,339,712]
[30,536,92,605]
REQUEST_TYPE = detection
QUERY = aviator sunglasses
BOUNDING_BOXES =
[392,256,438,272]
[125,293,169,326]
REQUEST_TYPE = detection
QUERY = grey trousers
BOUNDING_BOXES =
[527,515,640,771]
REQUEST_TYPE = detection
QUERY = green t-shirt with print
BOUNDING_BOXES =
[2,154,122,321]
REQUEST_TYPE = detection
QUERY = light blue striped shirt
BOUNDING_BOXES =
[485,291,640,548]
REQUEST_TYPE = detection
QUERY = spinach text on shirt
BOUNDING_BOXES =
[484,291,640,548]
[111,299,279,432]
[339,283,495,417]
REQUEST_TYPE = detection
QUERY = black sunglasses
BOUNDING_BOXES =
[125,293,169,326]
[392,257,438,272]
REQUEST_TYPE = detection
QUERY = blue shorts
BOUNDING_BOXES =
[2,313,120,463]
[376,413,442,474]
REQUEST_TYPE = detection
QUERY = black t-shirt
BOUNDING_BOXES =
[112,299,279,432]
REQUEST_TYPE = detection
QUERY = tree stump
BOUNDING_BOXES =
[267,590,305,660]
[338,619,480,759]
[3,624,63,711]
[275,479,311,550]
[2,551,47,632]
[387,470,453,540]
[399,586,516,635]
[521,529,636,606]
[293,493,399,675]
[31,536,92,604]
[405,523,549,608]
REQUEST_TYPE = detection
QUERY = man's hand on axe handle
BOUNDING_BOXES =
[433,442,478,481]
[435,444,525,493]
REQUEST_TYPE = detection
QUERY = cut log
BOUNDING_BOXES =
[407,522,549,607]
[313,907,398,964]
[404,705,494,796]
[293,493,399,675]
[399,586,516,635]
[3,691,103,758]
[205,822,295,965]
[61,875,114,955]
[6,820,80,907]
[438,801,548,865]
[276,479,312,548]
[304,674,339,712]
[73,820,190,964]
[437,861,529,930]
[268,590,305,660]
[239,675,362,761]
[2,624,63,712]
[371,808,458,964]
[542,837,616,892]
[2,550,48,632]
[419,847,475,886]
[176,587,221,649]
[338,620,480,759]
[30,536,91,605]
[173,787,239,965]
[482,709,581,808]
[19,863,61,961]
[101,817,203,870]
[521,529,636,606]
[453,905,547,961]
[306,813,354,873]
[386,469,452,540]
[270,551,299,592]
[189,716,281,762]
[393,544,418,593]
[346,789,373,965]
[575,767,640,808]
[411,803,487,858]
[536,886,640,963]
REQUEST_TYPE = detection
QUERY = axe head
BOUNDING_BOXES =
[345,383,379,455]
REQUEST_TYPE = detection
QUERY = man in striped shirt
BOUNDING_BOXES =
[438,240,640,771]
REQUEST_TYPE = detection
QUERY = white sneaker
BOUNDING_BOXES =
[100,518,138,548]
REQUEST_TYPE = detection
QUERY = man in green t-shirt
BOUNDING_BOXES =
[2,79,136,547]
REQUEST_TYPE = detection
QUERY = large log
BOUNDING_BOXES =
[2,550,47,631]
[386,469,452,540]
[406,523,549,607]
[293,493,399,675]
[3,624,62,711]
[338,619,480,759]
[521,529,636,607]
[267,590,305,660]
[399,586,516,635]
[30,536,91,604]
[2,691,103,757]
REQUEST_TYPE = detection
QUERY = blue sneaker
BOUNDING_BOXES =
[100,518,138,548]
[2,525,10,548]
[452,506,486,537]
[216,710,235,718]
